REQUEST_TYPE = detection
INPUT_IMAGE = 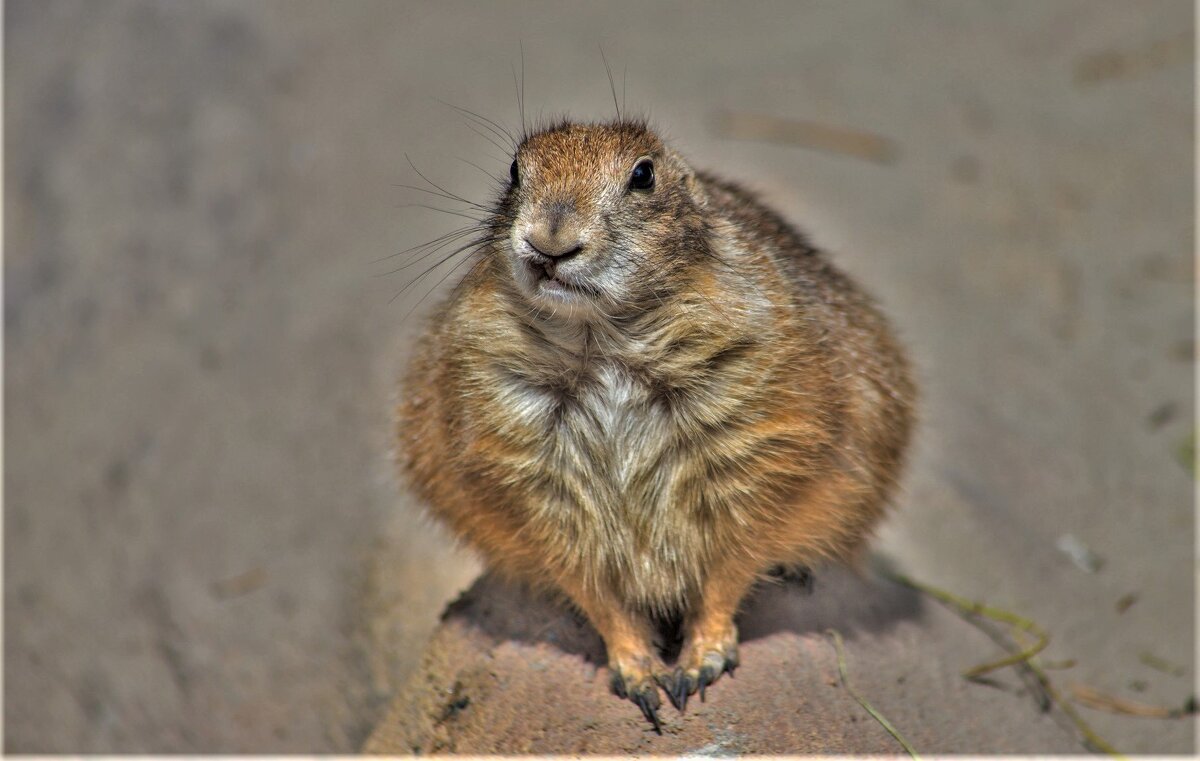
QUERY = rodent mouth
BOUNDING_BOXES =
[532,260,570,287]
[527,259,592,299]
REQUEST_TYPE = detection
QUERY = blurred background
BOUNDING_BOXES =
[5,0,1194,753]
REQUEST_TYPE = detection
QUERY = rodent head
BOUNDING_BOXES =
[494,120,709,321]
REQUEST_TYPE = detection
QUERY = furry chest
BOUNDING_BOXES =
[496,362,681,509]
[541,363,673,496]
[487,360,716,605]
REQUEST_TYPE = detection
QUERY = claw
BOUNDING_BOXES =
[609,671,627,699]
[614,670,664,734]
[676,672,693,713]
[633,690,662,734]
[659,668,693,713]
[698,664,718,702]
[658,670,683,712]
[725,651,740,677]
[797,568,815,594]
[770,564,815,593]
[662,686,681,712]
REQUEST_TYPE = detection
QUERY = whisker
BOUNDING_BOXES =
[439,100,517,148]
[600,45,621,121]
[515,42,527,138]
[377,228,491,276]
[389,234,500,305]
[372,224,480,265]
[401,244,493,322]
[392,183,490,211]
[399,203,487,223]
[463,120,512,155]
[404,154,484,208]
[622,63,627,117]
[456,156,504,183]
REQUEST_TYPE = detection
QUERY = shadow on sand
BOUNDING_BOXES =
[439,557,924,667]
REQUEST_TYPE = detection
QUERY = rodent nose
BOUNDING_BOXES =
[525,221,583,260]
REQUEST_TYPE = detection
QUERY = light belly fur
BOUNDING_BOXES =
[505,361,708,610]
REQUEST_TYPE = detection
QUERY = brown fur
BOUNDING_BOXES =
[396,120,916,721]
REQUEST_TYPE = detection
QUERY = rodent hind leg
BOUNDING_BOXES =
[767,563,815,593]
[663,564,758,713]
[560,583,666,733]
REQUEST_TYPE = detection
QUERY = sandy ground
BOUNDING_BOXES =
[5,0,1194,753]
[363,571,1081,754]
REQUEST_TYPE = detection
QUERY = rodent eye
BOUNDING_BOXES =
[509,160,520,188]
[629,159,654,191]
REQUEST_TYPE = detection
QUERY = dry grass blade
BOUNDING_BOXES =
[826,629,921,759]
[1041,659,1077,670]
[1177,430,1196,478]
[880,569,1049,678]
[1070,683,1196,719]
[880,568,1123,757]
[1139,650,1186,676]
[1024,660,1125,757]
[1073,32,1193,86]
[714,111,899,165]
[211,567,268,600]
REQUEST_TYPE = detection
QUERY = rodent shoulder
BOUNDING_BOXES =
[693,171,819,260]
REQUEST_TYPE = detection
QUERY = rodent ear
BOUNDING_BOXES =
[684,171,708,208]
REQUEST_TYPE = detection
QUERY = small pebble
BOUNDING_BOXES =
[1115,592,1138,614]
[1055,534,1104,573]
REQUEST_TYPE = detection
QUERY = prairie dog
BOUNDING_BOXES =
[396,119,915,729]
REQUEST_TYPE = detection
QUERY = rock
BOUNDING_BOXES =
[363,566,1078,754]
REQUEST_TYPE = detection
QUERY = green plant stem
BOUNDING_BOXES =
[879,568,1123,758]
[826,629,921,759]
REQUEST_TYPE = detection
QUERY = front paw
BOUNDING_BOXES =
[659,626,739,712]
[609,657,664,733]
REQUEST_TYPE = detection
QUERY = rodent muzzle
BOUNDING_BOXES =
[526,237,583,262]
[524,218,584,262]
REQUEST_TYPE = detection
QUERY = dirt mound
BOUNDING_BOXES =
[363,567,1077,754]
